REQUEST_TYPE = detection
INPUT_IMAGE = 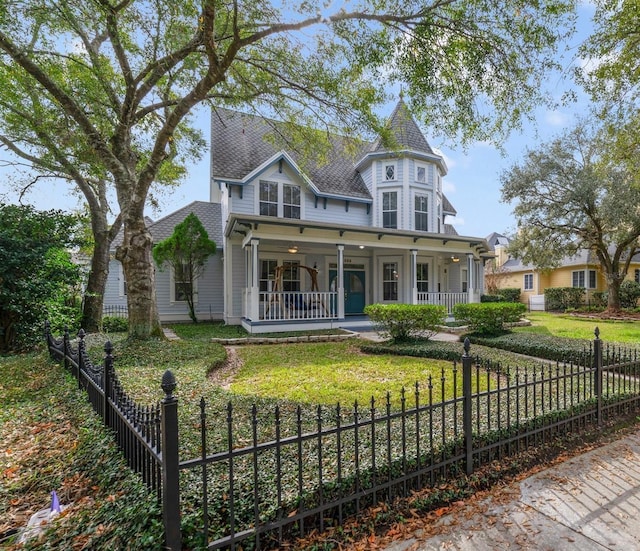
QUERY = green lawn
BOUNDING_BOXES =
[518,311,640,343]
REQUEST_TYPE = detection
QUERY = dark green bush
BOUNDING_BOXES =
[480,294,502,303]
[545,287,585,311]
[364,303,446,343]
[466,332,591,363]
[453,302,526,336]
[102,316,129,333]
[591,291,607,309]
[619,280,640,309]
[498,288,521,303]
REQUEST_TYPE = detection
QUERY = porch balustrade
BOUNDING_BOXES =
[417,292,468,314]
[259,291,338,321]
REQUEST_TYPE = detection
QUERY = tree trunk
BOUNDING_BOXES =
[81,223,110,332]
[116,214,163,339]
[606,272,624,311]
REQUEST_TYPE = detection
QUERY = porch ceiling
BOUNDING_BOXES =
[225,214,490,256]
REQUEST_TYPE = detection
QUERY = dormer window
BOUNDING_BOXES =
[384,163,396,181]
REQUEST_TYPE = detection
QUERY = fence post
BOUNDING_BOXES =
[77,329,86,389]
[161,370,181,551]
[104,340,113,427]
[63,326,70,373]
[462,338,474,476]
[593,327,602,425]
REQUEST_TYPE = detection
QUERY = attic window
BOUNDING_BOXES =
[416,165,426,183]
[384,163,396,181]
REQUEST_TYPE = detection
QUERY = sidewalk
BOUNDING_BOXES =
[383,427,640,550]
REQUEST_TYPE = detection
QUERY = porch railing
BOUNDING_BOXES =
[417,292,468,314]
[260,291,337,321]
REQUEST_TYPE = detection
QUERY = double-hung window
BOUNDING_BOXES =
[417,263,429,293]
[259,180,301,218]
[572,270,585,288]
[383,262,398,301]
[173,263,194,302]
[572,269,597,289]
[259,181,278,217]
[382,191,398,229]
[524,273,534,291]
[415,195,428,231]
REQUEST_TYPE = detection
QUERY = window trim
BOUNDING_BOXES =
[382,191,398,229]
[257,179,302,219]
[118,262,127,297]
[571,270,585,288]
[415,164,427,183]
[414,193,429,232]
[383,162,397,182]
[524,273,534,291]
[170,263,198,304]
[382,261,399,302]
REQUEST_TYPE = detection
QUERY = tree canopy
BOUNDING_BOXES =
[153,213,217,323]
[500,123,640,311]
[0,204,83,351]
[0,0,575,337]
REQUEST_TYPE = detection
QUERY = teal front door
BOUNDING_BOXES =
[330,270,366,314]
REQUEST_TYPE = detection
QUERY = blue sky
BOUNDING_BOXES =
[0,1,597,241]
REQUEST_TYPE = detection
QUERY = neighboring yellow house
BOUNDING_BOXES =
[485,232,640,309]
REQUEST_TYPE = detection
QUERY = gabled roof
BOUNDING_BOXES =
[486,232,510,250]
[442,195,457,216]
[210,108,372,201]
[111,201,223,250]
[372,98,434,154]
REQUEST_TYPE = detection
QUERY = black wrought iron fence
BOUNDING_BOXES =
[45,323,640,551]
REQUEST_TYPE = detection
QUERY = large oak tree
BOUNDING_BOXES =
[501,124,640,311]
[0,0,575,338]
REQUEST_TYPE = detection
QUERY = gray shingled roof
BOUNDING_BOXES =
[211,101,440,202]
[210,108,372,200]
[111,201,223,251]
[443,224,459,236]
[442,194,457,215]
[372,98,434,154]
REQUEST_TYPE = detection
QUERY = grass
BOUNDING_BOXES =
[518,311,640,343]
[230,341,463,408]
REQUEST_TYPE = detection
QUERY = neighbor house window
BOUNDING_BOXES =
[417,263,429,293]
[383,262,398,301]
[416,165,426,183]
[415,194,428,231]
[588,269,597,289]
[382,191,398,229]
[384,163,396,181]
[572,270,585,288]
[172,263,194,302]
[636,269,640,283]
[119,263,127,297]
[524,273,534,291]
[259,180,278,217]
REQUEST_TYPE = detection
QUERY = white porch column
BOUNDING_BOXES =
[337,244,345,319]
[250,239,260,321]
[410,249,418,304]
[467,253,475,302]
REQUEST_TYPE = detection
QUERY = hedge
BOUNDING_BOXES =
[363,303,447,342]
[453,302,526,336]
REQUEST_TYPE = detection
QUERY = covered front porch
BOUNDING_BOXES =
[224,215,489,333]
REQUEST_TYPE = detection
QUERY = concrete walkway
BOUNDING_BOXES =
[383,427,640,550]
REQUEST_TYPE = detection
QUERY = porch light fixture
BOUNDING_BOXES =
[359,245,365,249]
[288,245,298,254]
[451,255,460,263]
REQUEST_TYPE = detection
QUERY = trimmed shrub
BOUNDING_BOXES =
[466,332,591,363]
[103,316,129,333]
[498,288,521,303]
[453,302,526,336]
[480,294,502,303]
[364,303,447,343]
[619,280,640,309]
[545,287,585,311]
